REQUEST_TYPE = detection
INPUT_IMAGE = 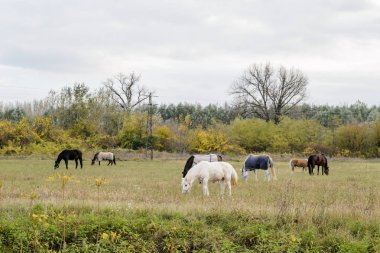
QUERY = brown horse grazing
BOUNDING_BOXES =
[289,159,308,173]
[307,154,329,175]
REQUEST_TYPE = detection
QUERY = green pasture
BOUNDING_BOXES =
[0,158,379,252]
[0,158,379,218]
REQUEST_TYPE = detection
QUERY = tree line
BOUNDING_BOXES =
[1,63,379,157]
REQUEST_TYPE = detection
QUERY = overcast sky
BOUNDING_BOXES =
[0,0,379,106]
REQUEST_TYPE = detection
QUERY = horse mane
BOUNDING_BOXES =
[93,152,100,160]
[182,155,195,178]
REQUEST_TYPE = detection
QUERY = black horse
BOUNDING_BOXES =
[182,154,223,178]
[307,154,329,175]
[54,149,83,170]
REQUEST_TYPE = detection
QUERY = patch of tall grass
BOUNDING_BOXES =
[0,158,379,251]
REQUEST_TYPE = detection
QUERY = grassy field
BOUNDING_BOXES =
[0,158,379,216]
[0,157,379,252]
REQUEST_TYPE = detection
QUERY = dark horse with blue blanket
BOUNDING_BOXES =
[307,154,329,175]
[54,149,83,170]
[241,154,277,182]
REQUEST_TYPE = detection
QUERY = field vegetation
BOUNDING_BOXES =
[1,83,380,158]
[0,158,379,252]
[1,82,380,251]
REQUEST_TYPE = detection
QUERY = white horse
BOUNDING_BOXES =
[182,154,222,179]
[182,161,238,196]
[91,152,116,166]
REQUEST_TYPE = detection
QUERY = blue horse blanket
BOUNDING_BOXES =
[243,155,270,171]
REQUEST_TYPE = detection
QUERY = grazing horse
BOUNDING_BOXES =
[182,154,223,179]
[182,161,238,196]
[290,158,308,173]
[54,149,83,170]
[241,154,277,182]
[91,152,116,166]
[307,154,329,175]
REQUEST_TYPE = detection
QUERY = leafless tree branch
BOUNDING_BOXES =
[103,72,150,112]
[230,63,308,123]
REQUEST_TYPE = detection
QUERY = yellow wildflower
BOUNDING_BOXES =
[101,232,109,240]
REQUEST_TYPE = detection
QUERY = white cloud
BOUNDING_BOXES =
[0,0,379,105]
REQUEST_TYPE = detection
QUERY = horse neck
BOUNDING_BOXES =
[185,166,201,183]
[93,152,100,161]
[56,156,63,164]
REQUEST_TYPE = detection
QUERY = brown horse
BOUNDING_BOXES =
[307,154,329,175]
[289,158,308,173]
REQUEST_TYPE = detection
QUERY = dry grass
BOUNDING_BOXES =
[0,158,379,223]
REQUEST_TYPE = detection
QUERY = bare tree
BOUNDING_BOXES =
[231,63,308,124]
[103,72,150,112]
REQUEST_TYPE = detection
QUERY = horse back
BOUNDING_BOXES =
[61,149,82,160]
[245,155,269,170]
[292,159,307,167]
[99,152,114,160]
[308,154,328,166]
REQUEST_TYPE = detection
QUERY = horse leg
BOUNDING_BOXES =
[265,170,271,182]
[308,164,314,175]
[226,180,232,196]
[202,179,209,196]
[219,181,225,196]
[75,159,78,169]
[254,170,258,182]
[65,159,68,170]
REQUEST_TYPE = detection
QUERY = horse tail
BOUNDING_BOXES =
[231,167,238,186]
[268,156,277,180]
[307,155,313,175]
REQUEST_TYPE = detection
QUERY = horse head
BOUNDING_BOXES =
[323,165,329,175]
[181,178,192,194]
[241,166,249,180]
[54,160,59,169]
[91,152,99,165]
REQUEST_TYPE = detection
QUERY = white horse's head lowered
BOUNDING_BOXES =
[181,178,193,193]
